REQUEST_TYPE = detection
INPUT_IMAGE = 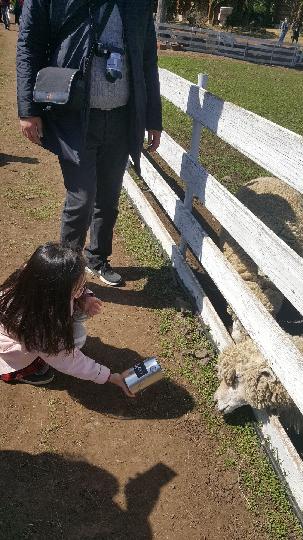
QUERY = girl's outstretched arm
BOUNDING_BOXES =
[41,348,110,384]
[40,349,135,397]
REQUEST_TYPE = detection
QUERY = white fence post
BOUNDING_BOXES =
[270,43,277,65]
[292,45,298,67]
[189,26,194,49]
[179,73,208,255]
[243,41,248,59]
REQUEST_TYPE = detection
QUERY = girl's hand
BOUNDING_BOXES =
[82,296,102,317]
[109,373,136,398]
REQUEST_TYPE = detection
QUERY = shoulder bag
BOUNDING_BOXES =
[33,0,116,112]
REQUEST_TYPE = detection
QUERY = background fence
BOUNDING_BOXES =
[123,68,303,514]
[157,23,303,68]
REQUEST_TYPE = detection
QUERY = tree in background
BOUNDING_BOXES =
[154,0,303,25]
[279,0,303,22]
[226,0,271,26]
[176,0,192,12]
[156,0,166,22]
[207,0,224,24]
[155,0,209,22]
[155,0,179,21]
[219,0,303,25]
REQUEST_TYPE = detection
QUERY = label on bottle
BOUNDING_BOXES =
[134,362,148,379]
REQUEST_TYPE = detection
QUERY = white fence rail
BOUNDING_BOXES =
[139,151,303,416]
[157,23,303,68]
[157,67,303,415]
[158,132,303,317]
[123,68,303,511]
[160,69,303,194]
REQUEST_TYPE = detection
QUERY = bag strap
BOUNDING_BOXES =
[55,0,116,52]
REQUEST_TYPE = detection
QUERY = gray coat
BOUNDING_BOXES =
[16,0,162,170]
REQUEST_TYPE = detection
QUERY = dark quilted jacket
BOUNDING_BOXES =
[16,0,162,168]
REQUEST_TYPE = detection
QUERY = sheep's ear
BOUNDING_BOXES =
[257,367,276,383]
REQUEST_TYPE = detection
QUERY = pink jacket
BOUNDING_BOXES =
[0,325,110,384]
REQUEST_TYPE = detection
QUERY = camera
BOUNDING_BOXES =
[94,43,124,83]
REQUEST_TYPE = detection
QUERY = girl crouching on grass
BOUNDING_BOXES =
[0,243,133,396]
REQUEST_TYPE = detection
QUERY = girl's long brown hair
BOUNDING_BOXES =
[0,243,86,354]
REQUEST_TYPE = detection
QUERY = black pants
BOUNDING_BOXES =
[15,6,21,25]
[59,106,129,269]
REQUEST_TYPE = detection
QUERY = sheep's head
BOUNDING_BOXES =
[214,338,293,415]
[214,371,247,414]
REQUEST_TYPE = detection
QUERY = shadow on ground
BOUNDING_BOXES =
[222,405,255,427]
[87,265,185,310]
[48,336,195,420]
[0,152,39,167]
[0,450,176,539]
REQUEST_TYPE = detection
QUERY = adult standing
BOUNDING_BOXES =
[0,0,10,30]
[17,0,162,286]
[14,0,23,25]
[278,17,289,45]
[291,20,301,44]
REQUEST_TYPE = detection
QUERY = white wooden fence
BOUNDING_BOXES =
[123,68,303,513]
[157,23,303,68]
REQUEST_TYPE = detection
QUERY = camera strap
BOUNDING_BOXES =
[54,0,116,53]
[92,0,117,44]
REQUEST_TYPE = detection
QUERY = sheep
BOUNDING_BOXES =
[214,336,303,414]
[221,176,303,342]
[215,177,303,433]
[214,335,303,434]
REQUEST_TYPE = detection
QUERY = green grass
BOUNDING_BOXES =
[26,202,60,221]
[2,172,59,220]
[117,191,303,540]
[159,54,303,133]
[158,53,303,193]
[4,183,51,208]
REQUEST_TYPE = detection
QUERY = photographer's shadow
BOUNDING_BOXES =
[51,336,195,420]
[0,450,176,539]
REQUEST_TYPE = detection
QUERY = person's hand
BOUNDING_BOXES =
[20,116,43,145]
[109,373,136,398]
[82,296,102,317]
[147,130,161,152]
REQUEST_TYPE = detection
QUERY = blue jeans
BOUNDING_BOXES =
[59,106,129,268]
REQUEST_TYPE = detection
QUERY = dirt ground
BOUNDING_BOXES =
[249,26,303,46]
[0,25,290,540]
[230,26,303,46]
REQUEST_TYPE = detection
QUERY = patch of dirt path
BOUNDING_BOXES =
[0,26,270,540]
